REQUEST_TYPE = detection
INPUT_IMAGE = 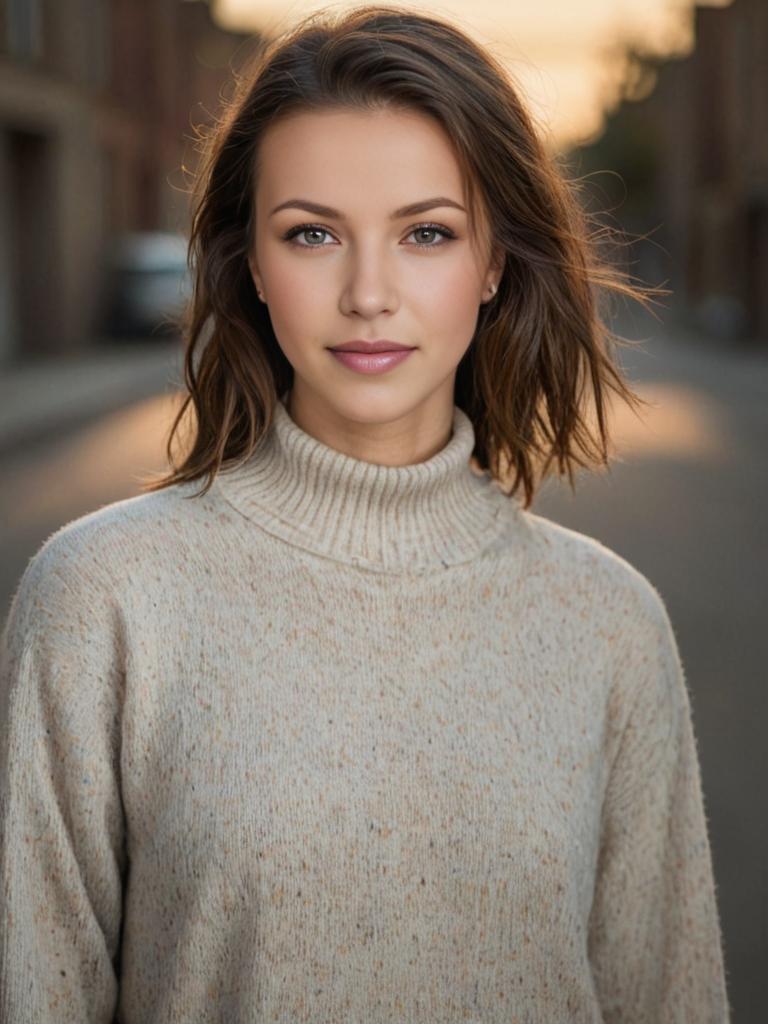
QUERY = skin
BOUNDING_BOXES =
[247,105,503,467]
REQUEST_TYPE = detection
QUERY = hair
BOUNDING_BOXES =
[142,2,666,510]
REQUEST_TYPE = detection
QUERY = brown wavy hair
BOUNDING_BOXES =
[142,2,665,510]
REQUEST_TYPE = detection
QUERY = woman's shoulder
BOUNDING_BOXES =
[36,478,208,558]
[518,507,671,631]
[4,482,215,636]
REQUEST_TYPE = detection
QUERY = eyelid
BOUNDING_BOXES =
[282,221,457,248]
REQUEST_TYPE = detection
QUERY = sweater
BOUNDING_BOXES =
[0,395,730,1023]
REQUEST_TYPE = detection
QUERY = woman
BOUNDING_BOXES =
[0,4,730,1021]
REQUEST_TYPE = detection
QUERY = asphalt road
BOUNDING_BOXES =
[1,321,765,1020]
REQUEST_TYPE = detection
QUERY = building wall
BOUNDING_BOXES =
[675,0,768,342]
[0,0,257,365]
[569,0,768,345]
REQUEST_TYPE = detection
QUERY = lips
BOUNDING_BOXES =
[329,340,415,353]
[328,347,415,375]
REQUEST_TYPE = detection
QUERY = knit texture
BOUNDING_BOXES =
[0,397,730,1023]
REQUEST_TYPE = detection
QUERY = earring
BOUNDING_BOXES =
[488,282,497,297]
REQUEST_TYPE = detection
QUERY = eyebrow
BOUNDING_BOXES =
[268,196,467,219]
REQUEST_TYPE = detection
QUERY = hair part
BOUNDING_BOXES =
[142,2,666,510]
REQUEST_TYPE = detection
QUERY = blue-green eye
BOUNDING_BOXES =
[283,225,331,247]
[282,222,457,249]
[408,224,456,247]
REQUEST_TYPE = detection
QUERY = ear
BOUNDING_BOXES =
[247,251,262,293]
[489,242,505,280]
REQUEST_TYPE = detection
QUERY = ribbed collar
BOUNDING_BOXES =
[214,395,517,573]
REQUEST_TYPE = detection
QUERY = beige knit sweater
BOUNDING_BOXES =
[0,397,730,1023]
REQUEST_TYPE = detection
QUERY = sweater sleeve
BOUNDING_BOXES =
[0,536,127,1024]
[587,584,731,1023]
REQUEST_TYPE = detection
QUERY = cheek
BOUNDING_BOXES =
[422,267,479,312]
[259,261,328,358]
[415,263,482,353]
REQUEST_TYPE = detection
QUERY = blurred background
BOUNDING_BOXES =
[0,0,765,1017]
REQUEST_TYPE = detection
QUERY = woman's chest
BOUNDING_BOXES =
[119,572,612,934]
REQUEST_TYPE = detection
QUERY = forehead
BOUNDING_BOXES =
[255,106,468,211]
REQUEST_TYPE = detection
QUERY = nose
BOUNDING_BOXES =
[339,240,399,318]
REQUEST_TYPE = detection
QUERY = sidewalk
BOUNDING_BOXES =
[0,338,185,457]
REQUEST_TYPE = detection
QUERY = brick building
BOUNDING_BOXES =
[0,0,258,364]
[568,0,768,345]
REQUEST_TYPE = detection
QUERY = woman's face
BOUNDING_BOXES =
[248,105,501,438]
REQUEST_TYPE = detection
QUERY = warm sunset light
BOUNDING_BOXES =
[212,0,734,149]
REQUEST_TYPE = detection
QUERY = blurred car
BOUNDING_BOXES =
[99,231,192,339]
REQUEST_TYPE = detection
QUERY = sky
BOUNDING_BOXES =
[212,0,732,151]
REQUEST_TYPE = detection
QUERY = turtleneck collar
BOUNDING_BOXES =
[214,394,518,574]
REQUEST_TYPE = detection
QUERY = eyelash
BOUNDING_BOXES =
[281,221,457,251]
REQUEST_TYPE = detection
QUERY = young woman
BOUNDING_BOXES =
[0,4,730,1021]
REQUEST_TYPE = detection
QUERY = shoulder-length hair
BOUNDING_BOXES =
[142,2,664,510]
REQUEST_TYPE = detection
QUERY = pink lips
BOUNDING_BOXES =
[328,349,415,375]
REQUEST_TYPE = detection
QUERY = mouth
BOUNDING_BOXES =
[328,347,416,376]
[328,340,416,353]
[329,339,417,356]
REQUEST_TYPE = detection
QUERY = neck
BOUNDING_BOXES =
[214,393,518,574]
[284,388,455,468]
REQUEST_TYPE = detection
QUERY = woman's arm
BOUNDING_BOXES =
[587,586,731,1023]
[0,535,127,1023]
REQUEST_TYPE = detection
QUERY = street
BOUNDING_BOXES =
[0,322,765,1018]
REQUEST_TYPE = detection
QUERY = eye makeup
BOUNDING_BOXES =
[281,222,458,250]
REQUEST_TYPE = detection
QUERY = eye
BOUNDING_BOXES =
[282,224,334,248]
[281,222,457,250]
[406,223,456,248]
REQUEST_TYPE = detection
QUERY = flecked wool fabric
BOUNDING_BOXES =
[1,396,730,1023]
